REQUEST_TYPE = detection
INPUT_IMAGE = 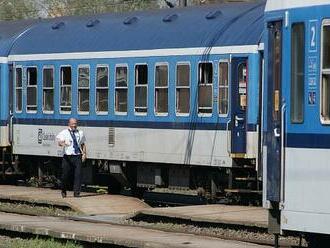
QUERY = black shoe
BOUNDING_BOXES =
[73,193,80,198]
[61,191,67,198]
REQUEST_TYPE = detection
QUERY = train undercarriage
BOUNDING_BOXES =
[0,148,262,206]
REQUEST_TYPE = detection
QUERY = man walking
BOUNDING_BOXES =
[56,118,86,198]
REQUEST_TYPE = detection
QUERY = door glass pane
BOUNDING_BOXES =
[291,23,305,123]
[323,25,330,69]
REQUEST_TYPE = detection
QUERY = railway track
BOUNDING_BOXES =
[0,199,306,248]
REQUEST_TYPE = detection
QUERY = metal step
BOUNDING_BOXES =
[224,189,262,194]
[234,177,257,182]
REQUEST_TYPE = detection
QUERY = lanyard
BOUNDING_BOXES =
[68,129,81,154]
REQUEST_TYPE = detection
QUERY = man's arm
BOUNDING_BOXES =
[56,131,66,147]
[81,143,87,162]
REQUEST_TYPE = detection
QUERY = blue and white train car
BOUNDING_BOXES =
[263,0,330,245]
[0,20,40,149]
[8,1,265,198]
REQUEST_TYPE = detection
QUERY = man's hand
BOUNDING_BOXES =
[58,140,66,147]
[82,153,87,163]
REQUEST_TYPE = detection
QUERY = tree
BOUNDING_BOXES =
[0,0,38,20]
[43,0,157,17]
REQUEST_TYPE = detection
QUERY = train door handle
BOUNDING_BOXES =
[274,128,280,137]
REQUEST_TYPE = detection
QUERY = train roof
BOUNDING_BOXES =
[5,1,265,57]
[0,19,39,57]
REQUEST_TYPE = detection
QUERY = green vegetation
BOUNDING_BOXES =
[0,237,82,248]
[0,0,258,20]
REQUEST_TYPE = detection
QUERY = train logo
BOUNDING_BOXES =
[37,129,56,145]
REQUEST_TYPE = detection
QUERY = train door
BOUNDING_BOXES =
[266,21,282,203]
[231,58,248,156]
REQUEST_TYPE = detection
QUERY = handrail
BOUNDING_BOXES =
[226,119,231,155]
[280,103,286,209]
[9,110,13,144]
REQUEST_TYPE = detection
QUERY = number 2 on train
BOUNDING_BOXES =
[309,20,317,52]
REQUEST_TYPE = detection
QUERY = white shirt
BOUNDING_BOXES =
[56,129,86,155]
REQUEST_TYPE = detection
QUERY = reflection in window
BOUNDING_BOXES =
[198,62,213,114]
[238,63,247,110]
[135,65,148,113]
[27,67,37,112]
[322,23,330,121]
[96,66,108,113]
[60,66,72,112]
[15,68,23,112]
[43,67,54,112]
[115,66,128,113]
[176,64,190,114]
[78,66,90,113]
[291,23,305,123]
[219,62,229,115]
[155,64,168,114]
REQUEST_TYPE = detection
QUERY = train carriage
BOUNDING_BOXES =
[263,0,330,245]
[0,1,266,202]
[0,20,41,176]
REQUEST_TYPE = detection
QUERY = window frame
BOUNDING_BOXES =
[197,61,213,117]
[115,63,129,116]
[154,62,169,116]
[218,60,230,117]
[77,64,90,115]
[320,19,330,124]
[14,65,23,113]
[42,65,55,114]
[59,65,72,114]
[26,66,38,113]
[95,64,109,115]
[134,63,148,116]
[175,62,191,117]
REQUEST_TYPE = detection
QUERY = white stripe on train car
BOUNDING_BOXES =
[0,57,8,64]
[266,0,330,12]
[8,45,260,62]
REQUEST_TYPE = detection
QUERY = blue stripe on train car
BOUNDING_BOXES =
[13,118,258,132]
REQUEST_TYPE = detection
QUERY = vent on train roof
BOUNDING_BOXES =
[205,10,222,20]
[51,22,65,30]
[162,14,178,23]
[86,19,100,28]
[123,16,139,25]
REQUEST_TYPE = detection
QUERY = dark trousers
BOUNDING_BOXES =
[61,155,82,194]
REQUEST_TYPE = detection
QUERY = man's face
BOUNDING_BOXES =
[69,119,77,131]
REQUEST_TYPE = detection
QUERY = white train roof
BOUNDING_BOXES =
[266,0,330,12]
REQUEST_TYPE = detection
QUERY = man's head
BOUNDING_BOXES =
[68,118,78,131]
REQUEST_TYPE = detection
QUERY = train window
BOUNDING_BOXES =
[176,63,190,115]
[155,64,168,115]
[321,22,330,122]
[15,68,23,112]
[26,67,37,112]
[323,25,330,69]
[198,62,213,114]
[60,66,72,112]
[238,63,247,110]
[115,66,128,114]
[96,66,108,113]
[291,23,305,123]
[43,67,54,113]
[219,62,229,115]
[78,66,90,113]
[135,64,148,114]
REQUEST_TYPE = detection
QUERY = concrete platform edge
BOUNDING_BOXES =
[0,221,182,248]
[135,210,268,229]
